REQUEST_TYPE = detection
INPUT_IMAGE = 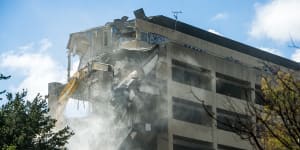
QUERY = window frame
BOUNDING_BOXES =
[172,59,212,90]
[172,97,212,126]
[216,108,251,132]
[216,72,251,101]
[173,135,214,150]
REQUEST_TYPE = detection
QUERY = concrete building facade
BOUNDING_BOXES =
[48,9,300,150]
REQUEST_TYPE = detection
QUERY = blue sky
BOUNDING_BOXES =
[1,0,300,100]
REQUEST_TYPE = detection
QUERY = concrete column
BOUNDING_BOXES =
[48,82,64,117]
[67,51,71,81]
[211,70,218,150]
[166,43,173,150]
[250,72,257,144]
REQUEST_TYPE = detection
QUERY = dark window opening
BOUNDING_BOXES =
[172,59,212,90]
[216,73,251,101]
[216,108,251,132]
[218,144,245,150]
[172,97,212,126]
[140,32,148,42]
[255,84,270,105]
[255,84,263,105]
[121,31,136,38]
[256,123,264,138]
[173,135,214,150]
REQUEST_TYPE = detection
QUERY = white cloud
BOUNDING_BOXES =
[259,47,282,56]
[0,39,65,99]
[18,42,34,51]
[291,49,300,62]
[39,38,53,52]
[208,29,223,36]
[250,0,300,42]
[211,12,228,21]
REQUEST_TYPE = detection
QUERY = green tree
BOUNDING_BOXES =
[257,71,300,149]
[0,75,74,150]
[193,69,300,150]
[0,74,11,100]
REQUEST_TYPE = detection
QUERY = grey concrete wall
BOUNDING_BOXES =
[48,82,64,117]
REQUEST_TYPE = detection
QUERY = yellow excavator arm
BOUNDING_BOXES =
[54,62,112,126]
[55,67,88,126]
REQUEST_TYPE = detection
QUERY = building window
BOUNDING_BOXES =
[255,84,269,105]
[216,73,251,101]
[173,135,214,150]
[140,32,148,42]
[172,97,212,126]
[217,144,245,150]
[216,108,251,132]
[172,59,212,90]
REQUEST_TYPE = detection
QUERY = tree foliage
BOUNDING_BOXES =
[257,71,300,149]
[193,70,300,150]
[0,75,74,150]
[0,74,11,100]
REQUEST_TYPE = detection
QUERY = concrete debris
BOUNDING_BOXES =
[142,54,158,75]
[139,84,160,95]
[49,8,168,150]
[116,70,138,89]
[145,123,151,132]
[130,132,137,139]
[119,40,154,51]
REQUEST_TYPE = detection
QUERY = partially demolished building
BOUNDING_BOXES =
[48,9,300,150]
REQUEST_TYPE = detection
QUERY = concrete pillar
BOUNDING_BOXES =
[211,70,218,150]
[166,43,173,150]
[48,82,64,117]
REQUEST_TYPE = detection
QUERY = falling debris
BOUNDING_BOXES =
[48,8,168,150]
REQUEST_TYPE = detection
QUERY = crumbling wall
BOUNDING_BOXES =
[49,13,169,150]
